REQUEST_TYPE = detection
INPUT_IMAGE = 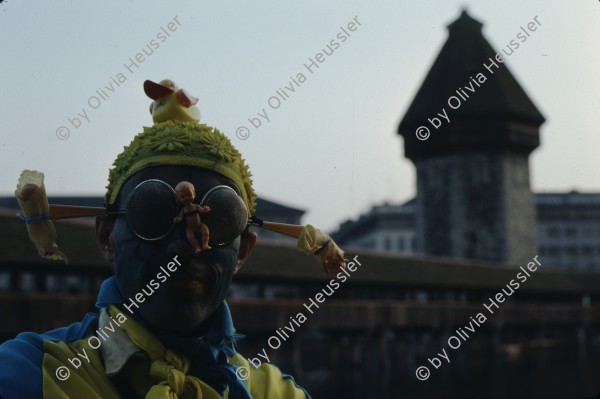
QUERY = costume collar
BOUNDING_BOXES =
[95,276,127,308]
[95,276,245,396]
[99,308,141,376]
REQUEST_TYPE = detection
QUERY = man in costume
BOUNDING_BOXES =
[0,79,331,398]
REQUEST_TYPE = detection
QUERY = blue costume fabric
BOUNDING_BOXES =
[0,277,311,399]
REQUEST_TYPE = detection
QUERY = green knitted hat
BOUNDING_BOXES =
[104,120,256,214]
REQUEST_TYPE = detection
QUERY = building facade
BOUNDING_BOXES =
[536,192,600,272]
[332,191,600,272]
[332,200,417,255]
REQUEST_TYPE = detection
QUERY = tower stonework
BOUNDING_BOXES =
[398,11,544,265]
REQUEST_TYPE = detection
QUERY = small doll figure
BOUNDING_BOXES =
[174,181,211,254]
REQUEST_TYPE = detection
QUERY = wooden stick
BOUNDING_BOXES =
[47,206,305,241]
[49,205,107,220]
[257,222,304,238]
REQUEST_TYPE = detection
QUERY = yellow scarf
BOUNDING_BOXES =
[108,305,223,399]
[39,302,307,398]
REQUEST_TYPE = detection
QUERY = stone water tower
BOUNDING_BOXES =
[397,10,545,264]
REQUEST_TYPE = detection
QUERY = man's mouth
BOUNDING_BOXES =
[169,261,215,288]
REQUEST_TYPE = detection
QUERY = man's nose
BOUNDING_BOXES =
[166,223,209,256]
[166,235,195,257]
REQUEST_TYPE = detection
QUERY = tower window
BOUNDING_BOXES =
[547,227,560,238]
[383,237,392,251]
[398,238,405,250]
[548,247,561,256]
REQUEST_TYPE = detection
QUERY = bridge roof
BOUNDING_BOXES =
[240,244,600,294]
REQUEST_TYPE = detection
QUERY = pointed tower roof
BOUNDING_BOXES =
[398,10,545,160]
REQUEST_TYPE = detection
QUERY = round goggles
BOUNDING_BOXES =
[109,179,249,245]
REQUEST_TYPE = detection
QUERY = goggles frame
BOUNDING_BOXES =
[108,179,249,245]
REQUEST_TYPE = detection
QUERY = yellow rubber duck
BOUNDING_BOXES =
[144,79,200,123]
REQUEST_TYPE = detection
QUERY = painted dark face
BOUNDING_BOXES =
[110,165,243,334]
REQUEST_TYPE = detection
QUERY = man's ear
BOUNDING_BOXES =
[234,231,257,274]
[95,215,115,263]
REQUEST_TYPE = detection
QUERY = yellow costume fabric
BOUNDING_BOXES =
[34,305,308,398]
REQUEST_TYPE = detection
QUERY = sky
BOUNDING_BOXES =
[1,0,599,232]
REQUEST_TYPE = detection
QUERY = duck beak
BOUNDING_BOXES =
[144,80,175,100]
[175,89,199,108]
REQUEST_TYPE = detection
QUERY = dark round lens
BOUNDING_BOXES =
[200,186,248,246]
[125,180,179,240]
